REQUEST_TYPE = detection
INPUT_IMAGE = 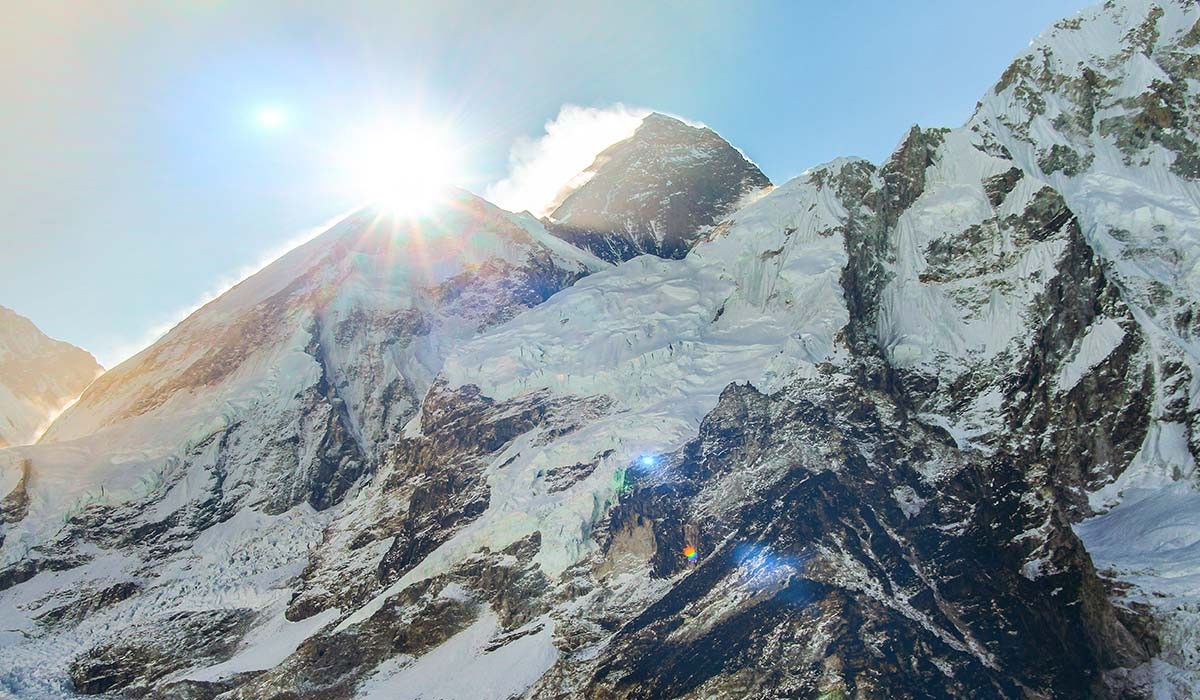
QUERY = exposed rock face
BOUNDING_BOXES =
[549,113,771,263]
[541,380,1151,698]
[1,2,1198,699]
[283,382,609,622]
[0,306,102,447]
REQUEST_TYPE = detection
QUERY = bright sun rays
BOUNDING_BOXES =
[337,118,464,218]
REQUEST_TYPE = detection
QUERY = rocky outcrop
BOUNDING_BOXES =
[68,609,254,696]
[229,534,549,700]
[284,383,607,621]
[536,379,1152,698]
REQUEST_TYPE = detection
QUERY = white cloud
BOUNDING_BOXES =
[486,103,650,217]
[97,210,355,369]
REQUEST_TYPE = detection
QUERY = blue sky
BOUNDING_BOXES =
[1,0,1091,366]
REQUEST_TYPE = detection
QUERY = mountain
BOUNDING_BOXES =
[2,189,603,557]
[2,1,1200,698]
[0,190,607,695]
[0,306,101,448]
[548,112,772,263]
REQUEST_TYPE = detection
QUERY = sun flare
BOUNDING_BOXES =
[255,106,288,129]
[340,118,462,217]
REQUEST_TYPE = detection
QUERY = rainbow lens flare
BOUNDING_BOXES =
[683,545,697,560]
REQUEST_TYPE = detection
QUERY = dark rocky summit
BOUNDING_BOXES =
[548,113,771,263]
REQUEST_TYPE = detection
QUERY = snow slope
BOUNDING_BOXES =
[327,161,858,631]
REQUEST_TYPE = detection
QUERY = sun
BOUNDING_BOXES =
[340,118,462,217]
[255,106,288,129]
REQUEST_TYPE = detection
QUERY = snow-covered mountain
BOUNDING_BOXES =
[2,189,604,556]
[2,1,1199,698]
[0,307,101,448]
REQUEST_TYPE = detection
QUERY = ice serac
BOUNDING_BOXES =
[0,306,102,448]
[547,112,772,263]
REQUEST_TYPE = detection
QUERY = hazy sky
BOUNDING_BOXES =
[1,0,1091,367]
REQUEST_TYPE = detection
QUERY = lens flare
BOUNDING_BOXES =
[730,542,813,603]
[683,544,698,560]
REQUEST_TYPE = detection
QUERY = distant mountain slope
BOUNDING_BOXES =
[0,306,101,447]
[548,112,771,263]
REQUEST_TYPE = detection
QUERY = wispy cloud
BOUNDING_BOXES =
[96,210,355,369]
[486,103,650,217]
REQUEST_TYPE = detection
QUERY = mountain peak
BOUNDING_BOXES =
[547,111,770,263]
[0,306,102,447]
[0,304,41,341]
[635,111,698,131]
